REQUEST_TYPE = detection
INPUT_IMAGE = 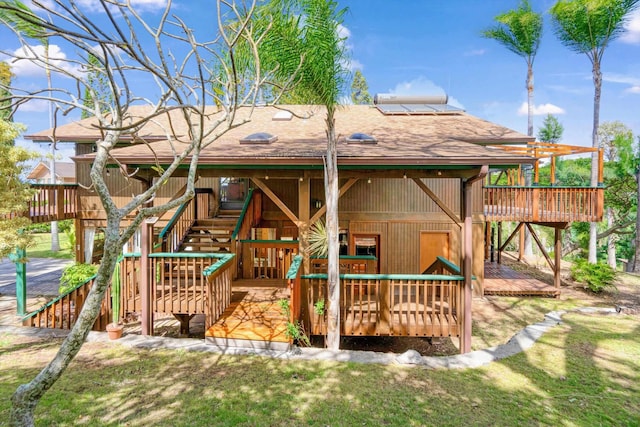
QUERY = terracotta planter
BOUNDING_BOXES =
[106,323,124,340]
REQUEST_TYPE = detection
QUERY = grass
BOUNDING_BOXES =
[1,312,639,426]
[26,233,73,259]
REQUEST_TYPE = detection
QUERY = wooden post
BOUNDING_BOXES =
[550,156,556,185]
[554,226,562,290]
[57,186,65,220]
[598,148,604,185]
[497,221,502,264]
[298,174,311,274]
[461,180,473,354]
[74,218,83,262]
[140,217,157,336]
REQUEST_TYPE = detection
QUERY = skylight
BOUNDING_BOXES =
[240,132,277,144]
[346,133,377,144]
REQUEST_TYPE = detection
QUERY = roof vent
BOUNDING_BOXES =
[346,133,377,144]
[272,110,293,121]
[240,132,277,144]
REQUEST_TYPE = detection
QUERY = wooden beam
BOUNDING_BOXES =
[298,174,311,274]
[499,222,525,253]
[309,178,359,225]
[251,177,300,226]
[412,178,461,227]
[525,223,554,272]
[554,227,562,290]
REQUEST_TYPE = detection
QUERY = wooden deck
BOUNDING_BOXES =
[205,279,290,348]
[484,262,560,297]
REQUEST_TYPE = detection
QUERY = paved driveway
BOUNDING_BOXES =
[0,257,71,297]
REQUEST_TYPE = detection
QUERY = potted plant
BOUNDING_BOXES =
[106,260,124,340]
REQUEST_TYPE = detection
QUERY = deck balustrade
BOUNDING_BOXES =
[484,186,603,223]
[11,184,78,223]
[304,274,462,338]
[22,275,111,331]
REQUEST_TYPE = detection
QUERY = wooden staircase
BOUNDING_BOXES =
[179,210,240,253]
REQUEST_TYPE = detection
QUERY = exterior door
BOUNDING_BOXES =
[419,231,449,273]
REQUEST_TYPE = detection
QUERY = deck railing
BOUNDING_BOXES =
[203,253,235,329]
[12,184,78,223]
[304,274,463,338]
[240,239,299,279]
[231,189,262,277]
[484,186,604,223]
[22,274,111,331]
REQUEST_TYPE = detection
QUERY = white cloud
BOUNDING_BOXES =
[337,24,351,39]
[517,102,565,116]
[9,44,82,78]
[74,0,168,13]
[18,99,49,113]
[464,49,486,57]
[620,9,640,44]
[603,72,640,94]
[626,86,640,94]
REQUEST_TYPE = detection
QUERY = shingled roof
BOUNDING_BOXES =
[27,105,535,167]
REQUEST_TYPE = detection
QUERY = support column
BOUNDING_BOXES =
[554,226,562,290]
[13,248,27,316]
[140,217,157,336]
[298,174,311,274]
[461,180,473,354]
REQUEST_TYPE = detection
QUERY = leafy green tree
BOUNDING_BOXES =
[0,0,60,253]
[351,70,372,105]
[550,0,639,263]
[0,119,35,259]
[1,1,271,423]
[0,61,12,121]
[537,114,564,143]
[483,0,542,138]
[254,0,349,349]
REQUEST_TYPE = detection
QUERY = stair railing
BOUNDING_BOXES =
[158,197,197,252]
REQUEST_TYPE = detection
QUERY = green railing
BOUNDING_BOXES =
[231,188,255,239]
[303,273,463,338]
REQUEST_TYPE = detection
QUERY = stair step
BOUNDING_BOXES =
[182,241,232,248]
[190,226,234,233]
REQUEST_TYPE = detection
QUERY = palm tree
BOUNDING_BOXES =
[0,0,59,252]
[253,0,349,349]
[482,0,542,138]
[550,0,639,263]
[483,0,542,258]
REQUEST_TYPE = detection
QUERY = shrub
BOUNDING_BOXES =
[571,260,616,293]
[59,262,98,294]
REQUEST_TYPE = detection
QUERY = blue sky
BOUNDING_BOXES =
[2,0,640,162]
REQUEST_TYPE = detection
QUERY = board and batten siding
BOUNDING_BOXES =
[259,177,486,293]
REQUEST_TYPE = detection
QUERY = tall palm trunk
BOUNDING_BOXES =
[43,42,59,252]
[325,108,340,350]
[523,62,534,258]
[588,60,602,264]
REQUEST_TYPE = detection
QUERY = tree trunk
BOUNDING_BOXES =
[10,226,121,426]
[324,109,340,350]
[46,43,59,253]
[633,167,640,272]
[523,62,534,257]
[588,61,602,264]
[606,207,616,269]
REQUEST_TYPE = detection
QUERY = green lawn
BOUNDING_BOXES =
[26,233,74,259]
[1,312,638,426]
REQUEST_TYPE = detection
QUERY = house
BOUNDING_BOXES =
[27,161,76,184]
[21,97,604,353]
